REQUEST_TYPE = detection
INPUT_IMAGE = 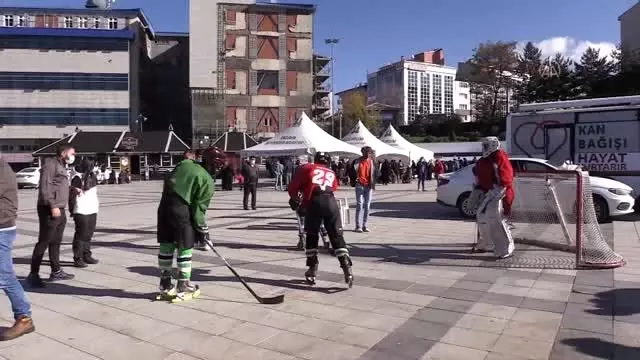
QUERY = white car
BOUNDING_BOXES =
[436,157,635,223]
[15,167,40,189]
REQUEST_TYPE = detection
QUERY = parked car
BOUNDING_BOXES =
[15,167,40,189]
[436,157,635,223]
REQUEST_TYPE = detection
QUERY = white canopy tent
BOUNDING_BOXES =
[241,112,361,157]
[342,121,409,160]
[379,125,435,162]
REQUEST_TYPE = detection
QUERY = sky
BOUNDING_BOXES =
[2,0,636,92]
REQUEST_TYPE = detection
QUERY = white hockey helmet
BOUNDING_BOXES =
[481,136,500,158]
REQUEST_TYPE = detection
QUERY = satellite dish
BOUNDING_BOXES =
[85,0,115,9]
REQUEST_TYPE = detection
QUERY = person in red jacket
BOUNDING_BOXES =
[433,159,444,180]
[474,136,515,258]
[288,152,353,287]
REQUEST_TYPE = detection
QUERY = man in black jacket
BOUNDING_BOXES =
[28,144,76,287]
[241,156,259,210]
[0,158,35,340]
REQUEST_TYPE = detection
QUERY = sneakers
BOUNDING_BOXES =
[26,273,45,288]
[194,242,208,251]
[176,279,198,294]
[49,270,74,282]
[362,227,370,233]
[0,315,35,341]
[159,276,174,293]
[73,258,88,268]
[355,228,363,233]
[83,256,99,265]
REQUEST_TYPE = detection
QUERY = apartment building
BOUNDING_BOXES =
[364,49,471,126]
[620,1,640,66]
[189,0,315,145]
[0,5,153,165]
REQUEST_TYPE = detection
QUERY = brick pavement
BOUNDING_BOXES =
[0,180,639,359]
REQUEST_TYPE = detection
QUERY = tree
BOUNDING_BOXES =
[574,47,614,98]
[543,53,576,101]
[467,41,519,123]
[341,92,380,135]
[515,42,546,103]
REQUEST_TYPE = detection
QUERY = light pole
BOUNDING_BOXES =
[325,38,339,137]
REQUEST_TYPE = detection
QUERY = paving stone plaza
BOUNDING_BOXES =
[1,180,639,360]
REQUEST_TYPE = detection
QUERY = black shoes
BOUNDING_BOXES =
[49,270,74,282]
[84,256,99,265]
[26,273,45,288]
[74,256,98,268]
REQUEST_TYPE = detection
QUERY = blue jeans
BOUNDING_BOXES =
[0,228,31,319]
[355,185,373,229]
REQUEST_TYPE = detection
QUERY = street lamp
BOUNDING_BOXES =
[325,38,339,137]
[136,114,147,133]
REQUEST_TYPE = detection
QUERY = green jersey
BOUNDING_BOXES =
[164,159,214,228]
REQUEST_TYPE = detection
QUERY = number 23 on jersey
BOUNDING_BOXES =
[311,168,335,191]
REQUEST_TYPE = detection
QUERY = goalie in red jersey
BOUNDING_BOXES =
[288,152,353,287]
[474,136,515,258]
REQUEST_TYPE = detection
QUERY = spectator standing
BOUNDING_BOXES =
[0,157,35,340]
[274,160,284,191]
[417,157,428,191]
[69,157,100,268]
[242,156,259,210]
[434,159,444,181]
[28,144,76,288]
[284,158,294,187]
[350,146,375,233]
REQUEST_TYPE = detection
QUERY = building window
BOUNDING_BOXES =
[3,15,14,27]
[64,16,73,28]
[407,70,418,123]
[78,17,88,28]
[419,72,430,116]
[459,82,469,88]
[0,107,129,126]
[0,37,129,51]
[432,74,442,114]
[257,70,279,95]
[0,71,129,91]
[17,15,25,27]
[444,75,454,115]
[93,17,101,28]
[460,104,468,110]
[108,17,118,29]
[224,9,236,25]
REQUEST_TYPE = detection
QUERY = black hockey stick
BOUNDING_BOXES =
[204,239,285,305]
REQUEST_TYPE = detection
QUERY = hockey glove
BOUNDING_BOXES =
[479,186,505,214]
[289,197,301,211]
[467,187,486,214]
[195,225,210,245]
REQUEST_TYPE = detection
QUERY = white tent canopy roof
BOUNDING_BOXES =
[342,121,409,160]
[241,112,361,157]
[379,125,435,162]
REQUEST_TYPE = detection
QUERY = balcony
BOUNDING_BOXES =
[314,84,330,94]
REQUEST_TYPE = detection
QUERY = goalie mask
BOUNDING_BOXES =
[481,136,500,158]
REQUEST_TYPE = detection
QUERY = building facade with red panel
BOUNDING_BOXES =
[190,0,315,147]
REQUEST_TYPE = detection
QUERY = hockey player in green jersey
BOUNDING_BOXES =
[156,149,220,299]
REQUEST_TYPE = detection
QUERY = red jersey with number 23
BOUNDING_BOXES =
[288,163,338,206]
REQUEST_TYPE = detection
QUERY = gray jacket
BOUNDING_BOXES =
[0,159,18,229]
[38,157,70,209]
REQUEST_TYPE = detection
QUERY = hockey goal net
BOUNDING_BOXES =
[509,170,625,269]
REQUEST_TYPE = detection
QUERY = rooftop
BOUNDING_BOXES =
[0,6,155,38]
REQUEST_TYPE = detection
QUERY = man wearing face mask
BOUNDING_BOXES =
[241,156,259,210]
[28,144,76,287]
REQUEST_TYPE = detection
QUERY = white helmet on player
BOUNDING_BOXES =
[481,136,500,158]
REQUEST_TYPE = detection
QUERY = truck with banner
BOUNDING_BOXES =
[506,95,640,203]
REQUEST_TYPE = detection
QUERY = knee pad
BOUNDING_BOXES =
[334,247,349,258]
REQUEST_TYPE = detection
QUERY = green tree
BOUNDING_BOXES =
[467,41,519,123]
[574,47,614,98]
[515,42,546,103]
[543,53,576,101]
[341,92,380,135]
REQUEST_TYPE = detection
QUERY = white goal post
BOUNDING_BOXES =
[509,169,625,269]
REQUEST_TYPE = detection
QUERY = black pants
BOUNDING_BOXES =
[304,194,348,266]
[243,182,257,209]
[418,177,426,190]
[72,213,97,260]
[31,205,67,275]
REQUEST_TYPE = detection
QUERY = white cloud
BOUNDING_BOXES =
[518,37,617,62]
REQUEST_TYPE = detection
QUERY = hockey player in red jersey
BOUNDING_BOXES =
[474,136,515,258]
[288,152,353,287]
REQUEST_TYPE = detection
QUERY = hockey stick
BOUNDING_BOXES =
[203,239,285,305]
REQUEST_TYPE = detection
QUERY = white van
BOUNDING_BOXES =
[506,95,640,207]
